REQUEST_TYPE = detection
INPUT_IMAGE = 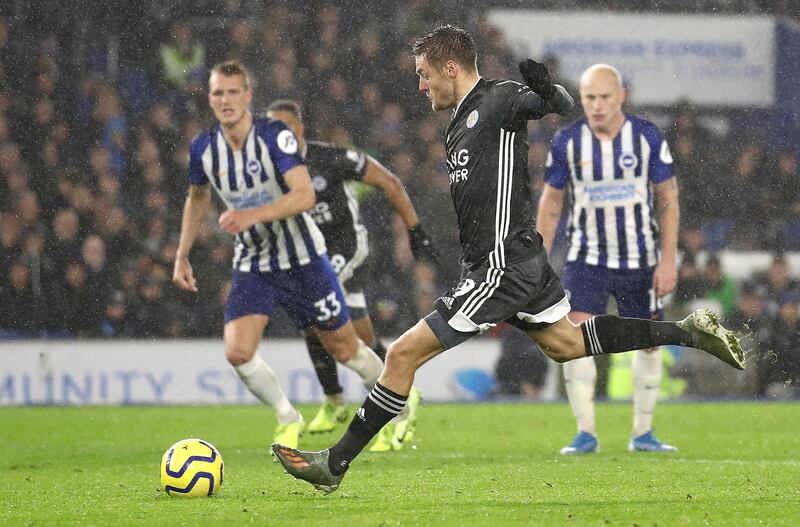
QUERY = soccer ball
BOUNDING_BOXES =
[160,438,224,497]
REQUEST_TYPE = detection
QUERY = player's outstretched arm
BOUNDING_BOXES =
[218,165,316,234]
[174,184,212,293]
[362,157,439,266]
[363,157,420,229]
[518,59,574,118]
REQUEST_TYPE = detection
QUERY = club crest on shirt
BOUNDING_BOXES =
[246,158,262,177]
[466,109,479,129]
[618,152,638,171]
[312,175,327,192]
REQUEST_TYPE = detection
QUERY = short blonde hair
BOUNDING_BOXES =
[210,60,252,90]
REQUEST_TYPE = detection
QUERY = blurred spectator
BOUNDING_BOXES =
[701,254,737,317]
[130,272,183,338]
[675,252,705,305]
[48,260,103,337]
[48,208,82,263]
[0,260,41,337]
[0,211,24,268]
[226,20,262,72]
[94,207,136,265]
[82,234,114,299]
[493,326,549,399]
[770,148,800,250]
[725,281,772,396]
[666,101,717,229]
[762,290,800,399]
[674,227,707,306]
[755,255,798,316]
[0,3,795,351]
[14,189,43,232]
[99,289,135,338]
[92,87,128,178]
[369,102,406,160]
[18,228,52,296]
[147,103,181,167]
[159,23,205,92]
[727,140,770,249]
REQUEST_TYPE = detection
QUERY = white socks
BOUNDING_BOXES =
[234,354,300,425]
[344,339,384,390]
[563,356,597,435]
[632,348,662,436]
[565,349,663,437]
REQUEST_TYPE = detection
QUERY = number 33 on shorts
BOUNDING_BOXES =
[314,292,342,321]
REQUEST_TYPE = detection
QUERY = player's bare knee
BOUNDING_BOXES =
[225,346,253,366]
[541,344,572,363]
[541,333,586,363]
[384,341,417,373]
[329,343,354,363]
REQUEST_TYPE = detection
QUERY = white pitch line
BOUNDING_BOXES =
[640,458,800,467]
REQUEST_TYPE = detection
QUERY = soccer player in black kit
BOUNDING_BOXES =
[266,100,435,451]
[273,24,746,493]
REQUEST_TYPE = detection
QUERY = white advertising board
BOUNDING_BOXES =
[488,10,775,107]
[0,339,501,405]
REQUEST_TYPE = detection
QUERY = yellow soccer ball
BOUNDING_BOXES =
[160,438,224,497]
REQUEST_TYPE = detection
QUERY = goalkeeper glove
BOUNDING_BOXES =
[408,224,439,267]
[518,59,556,99]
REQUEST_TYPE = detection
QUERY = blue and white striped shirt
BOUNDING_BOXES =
[545,113,673,269]
[188,116,326,272]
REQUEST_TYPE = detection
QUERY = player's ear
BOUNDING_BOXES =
[445,60,459,79]
[244,87,253,105]
[619,87,627,105]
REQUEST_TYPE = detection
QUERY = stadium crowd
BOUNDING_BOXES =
[0,1,798,396]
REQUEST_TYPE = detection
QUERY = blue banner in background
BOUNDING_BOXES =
[775,19,800,112]
[773,19,800,150]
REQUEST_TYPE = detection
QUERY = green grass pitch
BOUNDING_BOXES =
[2,402,799,526]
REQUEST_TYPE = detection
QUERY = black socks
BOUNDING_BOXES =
[581,315,694,356]
[327,382,407,475]
[306,333,343,396]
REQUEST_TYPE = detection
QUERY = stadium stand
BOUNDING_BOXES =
[0,1,798,397]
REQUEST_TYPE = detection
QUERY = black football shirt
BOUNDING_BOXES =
[445,78,546,270]
[304,140,368,263]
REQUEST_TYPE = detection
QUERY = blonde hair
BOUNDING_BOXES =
[210,60,252,90]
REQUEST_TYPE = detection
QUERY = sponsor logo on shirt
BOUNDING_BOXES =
[277,129,298,154]
[228,189,274,209]
[447,148,470,184]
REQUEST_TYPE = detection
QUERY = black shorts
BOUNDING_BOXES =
[329,252,369,320]
[425,248,570,350]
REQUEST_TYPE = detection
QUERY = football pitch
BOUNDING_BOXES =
[2,402,799,526]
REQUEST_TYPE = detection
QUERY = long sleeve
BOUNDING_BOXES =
[522,85,574,119]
